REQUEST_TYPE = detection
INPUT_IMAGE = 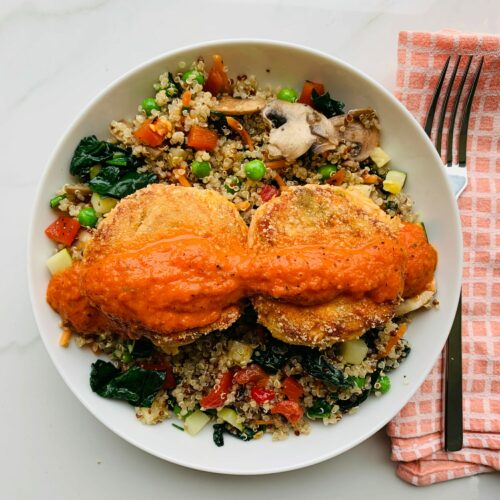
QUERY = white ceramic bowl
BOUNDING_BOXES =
[28,39,462,475]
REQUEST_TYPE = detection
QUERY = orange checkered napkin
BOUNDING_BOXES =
[386,30,500,486]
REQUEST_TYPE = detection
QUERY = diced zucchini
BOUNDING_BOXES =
[91,192,118,215]
[370,147,391,168]
[46,249,73,275]
[89,165,101,179]
[217,407,243,431]
[184,410,211,436]
[228,341,253,365]
[350,184,373,198]
[383,170,406,194]
[339,339,368,365]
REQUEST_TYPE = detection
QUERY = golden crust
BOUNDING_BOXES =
[249,185,401,348]
[83,184,248,346]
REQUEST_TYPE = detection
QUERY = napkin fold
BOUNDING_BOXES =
[387,29,500,486]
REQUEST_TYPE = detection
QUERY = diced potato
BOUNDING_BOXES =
[339,339,368,365]
[370,147,391,168]
[349,184,373,198]
[383,170,406,194]
[91,192,118,215]
[184,410,211,436]
[217,407,243,431]
[228,341,253,365]
[46,249,73,275]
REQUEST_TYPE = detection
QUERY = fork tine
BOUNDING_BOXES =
[435,56,461,155]
[424,56,451,137]
[458,57,484,167]
[446,56,473,166]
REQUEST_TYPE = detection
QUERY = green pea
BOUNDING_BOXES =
[191,160,212,178]
[49,194,66,209]
[182,70,205,85]
[224,175,241,194]
[142,97,160,116]
[244,159,266,181]
[354,376,366,389]
[318,164,337,180]
[378,375,391,394]
[78,207,98,228]
[277,87,298,102]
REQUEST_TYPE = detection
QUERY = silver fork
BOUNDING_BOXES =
[424,54,484,452]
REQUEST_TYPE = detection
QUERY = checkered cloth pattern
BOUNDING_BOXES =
[386,30,500,486]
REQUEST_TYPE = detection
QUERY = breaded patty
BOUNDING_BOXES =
[83,184,248,348]
[248,185,402,349]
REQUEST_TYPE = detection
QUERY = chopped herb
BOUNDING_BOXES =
[385,200,398,211]
[306,399,332,419]
[172,423,184,431]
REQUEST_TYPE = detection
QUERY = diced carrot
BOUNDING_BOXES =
[204,54,232,95]
[379,323,408,359]
[326,169,346,186]
[176,173,192,187]
[362,173,381,185]
[59,329,72,348]
[225,116,254,150]
[273,173,288,190]
[45,216,80,246]
[187,125,219,151]
[266,159,288,170]
[298,80,325,107]
[133,118,165,147]
[182,90,192,107]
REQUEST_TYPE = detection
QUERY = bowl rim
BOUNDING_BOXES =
[27,38,462,475]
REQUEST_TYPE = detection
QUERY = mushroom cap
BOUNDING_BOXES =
[211,96,266,115]
[262,100,334,162]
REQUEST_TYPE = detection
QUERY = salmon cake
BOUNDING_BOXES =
[248,185,403,348]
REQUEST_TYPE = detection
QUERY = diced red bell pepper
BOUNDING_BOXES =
[200,369,234,409]
[234,364,269,387]
[250,386,275,405]
[204,54,232,96]
[298,80,325,107]
[187,125,219,151]
[133,118,166,147]
[260,184,279,202]
[271,400,304,424]
[45,216,80,246]
[283,376,304,401]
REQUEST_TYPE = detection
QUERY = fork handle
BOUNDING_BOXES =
[444,292,463,451]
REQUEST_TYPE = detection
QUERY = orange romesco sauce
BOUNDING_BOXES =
[46,223,437,335]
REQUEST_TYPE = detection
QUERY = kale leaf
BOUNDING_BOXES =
[89,170,158,199]
[306,398,332,419]
[70,136,142,180]
[213,423,225,447]
[251,340,292,374]
[131,338,155,359]
[311,89,345,118]
[336,368,381,412]
[90,360,165,407]
[300,349,354,389]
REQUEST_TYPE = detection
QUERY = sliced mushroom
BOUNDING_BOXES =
[211,96,266,115]
[312,108,380,161]
[262,101,380,162]
[262,100,332,161]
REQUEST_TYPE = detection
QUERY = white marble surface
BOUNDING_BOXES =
[1,0,499,498]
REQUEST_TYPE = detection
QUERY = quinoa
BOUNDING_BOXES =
[52,55,434,445]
